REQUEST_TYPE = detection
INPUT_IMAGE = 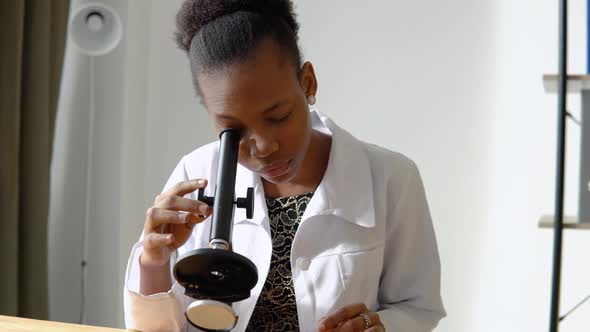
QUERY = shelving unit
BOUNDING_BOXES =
[538,215,590,230]
[542,71,589,331]
[541,73,590,229]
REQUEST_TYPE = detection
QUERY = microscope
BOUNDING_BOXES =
[173,129,258,331]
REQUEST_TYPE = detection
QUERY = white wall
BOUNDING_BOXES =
[115,0,216,327]
[52,0,590,330]
[472,0,590,331]
[296,1,590,331]
[50,0,129,327]
[295,1,496,330]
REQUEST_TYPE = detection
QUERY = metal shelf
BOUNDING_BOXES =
[538,215,590,230]
[543,74,590,93]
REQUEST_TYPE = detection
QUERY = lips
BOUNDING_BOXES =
[259,160,291,178]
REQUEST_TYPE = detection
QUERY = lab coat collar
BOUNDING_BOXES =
[233,110,376,228]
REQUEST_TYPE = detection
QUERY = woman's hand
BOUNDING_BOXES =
[317,303,385,332]
[140,179,212,268]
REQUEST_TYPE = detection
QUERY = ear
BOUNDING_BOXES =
[299,61,318,99]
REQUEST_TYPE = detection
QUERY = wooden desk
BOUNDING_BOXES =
[0,315,136,332]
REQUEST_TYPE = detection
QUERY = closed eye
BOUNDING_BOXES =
[267,110,293,124]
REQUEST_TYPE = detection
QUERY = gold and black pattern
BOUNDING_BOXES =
[245,192,314,332]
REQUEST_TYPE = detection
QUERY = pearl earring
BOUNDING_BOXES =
[307,95,316,105]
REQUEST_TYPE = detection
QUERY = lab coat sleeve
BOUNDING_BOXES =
[123,243,188,332]
[376,159,446,332]
[123,157,194,332]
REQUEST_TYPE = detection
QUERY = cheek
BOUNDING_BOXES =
[283,113,311,153]
[281,128,306,154]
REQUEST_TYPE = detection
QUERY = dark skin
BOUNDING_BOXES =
[198,39,330,198]
[139,38,384,331]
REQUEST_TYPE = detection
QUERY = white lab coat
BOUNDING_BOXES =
[123,110,446,332]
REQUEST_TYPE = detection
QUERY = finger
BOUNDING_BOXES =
[154,195,212,215]
[336,312,381,332]
[161,179,208,200]
[365,327,385,332]
[185,212,211,229]
[367,312,382,327]
[335,315,365,332]
[143,233,175,250]
[146,208,193,230]
[318,303,368,330]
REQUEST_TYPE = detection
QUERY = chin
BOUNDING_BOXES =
[262,163,299,184]
[262,171,294,184]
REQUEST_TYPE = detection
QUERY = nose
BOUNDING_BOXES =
[247,132,279,158]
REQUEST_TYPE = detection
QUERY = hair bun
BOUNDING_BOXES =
[175,0,298,51]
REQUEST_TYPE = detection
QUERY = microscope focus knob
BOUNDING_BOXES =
[236,187,254,219]
[197,188,214,206]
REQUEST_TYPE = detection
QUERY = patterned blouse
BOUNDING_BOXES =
[245,192,314,332]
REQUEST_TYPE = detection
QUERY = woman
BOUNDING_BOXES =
[123,0,445,331]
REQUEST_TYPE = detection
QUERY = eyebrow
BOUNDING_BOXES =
[215,100,289,120]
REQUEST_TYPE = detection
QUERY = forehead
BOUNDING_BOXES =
[197,40,299,114]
